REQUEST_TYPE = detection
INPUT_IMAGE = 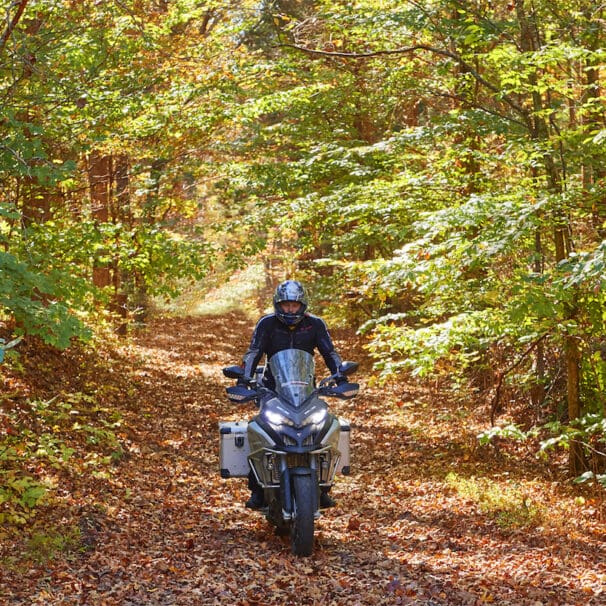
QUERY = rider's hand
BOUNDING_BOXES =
[335,374,347,385]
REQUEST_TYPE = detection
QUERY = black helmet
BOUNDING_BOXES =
[273,280,308,326]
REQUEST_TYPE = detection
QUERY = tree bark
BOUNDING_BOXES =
[21,175,53,227]
[584,62,606,239]
[530,224,546,409]
[88,151,112,289]
[516,0,584,473]
[0,0,29,55]
[566,321,585,476]
[112,154,130,334]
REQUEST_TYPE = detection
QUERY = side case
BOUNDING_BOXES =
[337,418,351,475]
[219,421,250,478]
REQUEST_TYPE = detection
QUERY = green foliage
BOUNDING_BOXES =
[123,225,214,297]
[365,309,501,380]
[0,472,48,525]
[0,394,123,525]
[23,526,83,564]
[0,0,227,345]
[478,415,606,488]
[574,471,606,489]
[540,414,606,460]
[478,424,536,446]
[0,251,90,348]
[2,0,606,490]
[445,472,545,529]
[194,1,606,487]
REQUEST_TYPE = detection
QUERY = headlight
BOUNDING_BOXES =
[303,408,327,426]
[262,409,295,428]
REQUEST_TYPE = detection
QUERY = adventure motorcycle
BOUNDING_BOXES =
[220,349,359,557]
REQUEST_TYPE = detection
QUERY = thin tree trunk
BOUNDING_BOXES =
[530,227,546,409]
[516,0,585,474]
[22,176,53,226]
[112,154,130,334]
[584,63,606,239]
[88,151,112,289]
[566,316,584,475]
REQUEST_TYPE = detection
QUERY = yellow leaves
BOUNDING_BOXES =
[273,15,290,26]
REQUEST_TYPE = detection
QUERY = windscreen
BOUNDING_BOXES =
[268,349,315,408]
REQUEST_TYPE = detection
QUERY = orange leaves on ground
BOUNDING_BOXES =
[2,313,606,605]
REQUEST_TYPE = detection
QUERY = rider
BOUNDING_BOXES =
[240,279,344,509]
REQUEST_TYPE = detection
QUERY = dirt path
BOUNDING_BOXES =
[4,313,606,605]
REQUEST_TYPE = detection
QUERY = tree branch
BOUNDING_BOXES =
[0,0,29,56]
[278,43,529,119]
[490,332,550,425]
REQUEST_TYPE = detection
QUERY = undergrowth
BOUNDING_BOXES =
[445,472,547,529]
[1,390,123,543]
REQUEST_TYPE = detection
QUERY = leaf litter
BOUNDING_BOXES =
[1,312,605,605]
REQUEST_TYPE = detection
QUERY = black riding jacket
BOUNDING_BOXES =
[242,313,342,381]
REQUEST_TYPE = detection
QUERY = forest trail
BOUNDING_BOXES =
[3,312,606,605]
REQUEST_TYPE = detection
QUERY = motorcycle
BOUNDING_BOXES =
[220,349,359,557]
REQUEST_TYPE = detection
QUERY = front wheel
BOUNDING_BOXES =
[291,474,315,556]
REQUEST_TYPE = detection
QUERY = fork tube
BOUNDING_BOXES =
[280,456,293,515]
[309,453,317,476]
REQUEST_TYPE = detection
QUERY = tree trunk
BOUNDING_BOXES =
[22,175,53,227]
[516,0,584,473]
[111,154,130,334]
[530,226,546,409]
[566,318,585,475]
[88,151,112,289]
[584,63,606,239]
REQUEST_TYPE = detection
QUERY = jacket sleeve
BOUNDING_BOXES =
[315,317,342,374]
[241,317,269,379]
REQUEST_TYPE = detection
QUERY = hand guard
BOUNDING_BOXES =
[237,376,255,387]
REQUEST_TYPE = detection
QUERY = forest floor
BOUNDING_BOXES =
[1,309,606,605]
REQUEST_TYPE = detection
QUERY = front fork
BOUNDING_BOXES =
[249,442,338,521]
[279,465,320,521]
